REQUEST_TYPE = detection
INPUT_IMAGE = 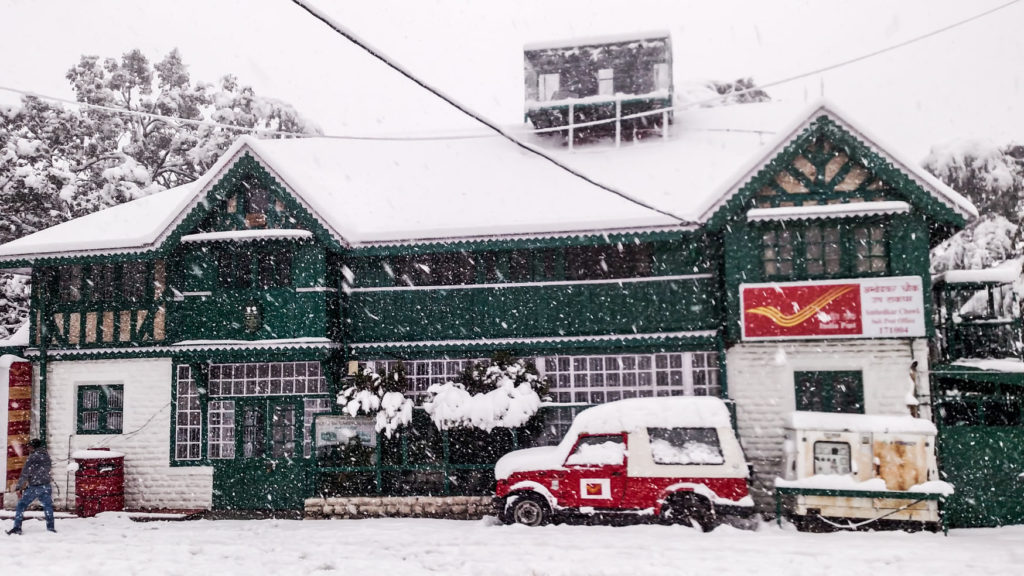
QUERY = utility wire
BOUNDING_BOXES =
[0,1,1017,146]
[287,0,693,224]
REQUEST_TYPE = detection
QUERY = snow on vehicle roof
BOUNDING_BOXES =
[567,396,733,436]
[784,411,937,435]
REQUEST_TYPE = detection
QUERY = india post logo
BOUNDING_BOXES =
[580,478,611,499]
[742,282,861,339]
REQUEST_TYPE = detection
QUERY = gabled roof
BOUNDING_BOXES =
[0,99,977,265]
[552,99,977,229]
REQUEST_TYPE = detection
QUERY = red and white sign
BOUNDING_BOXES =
[740,276,925,340]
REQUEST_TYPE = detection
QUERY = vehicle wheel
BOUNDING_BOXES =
[508,494,550,527]
[665,496,716,532]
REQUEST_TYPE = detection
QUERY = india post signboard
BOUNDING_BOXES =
[740,276,925,340]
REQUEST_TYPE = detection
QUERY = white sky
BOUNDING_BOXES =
[1,0,1022,159]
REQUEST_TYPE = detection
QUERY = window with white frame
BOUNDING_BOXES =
[174,365,202,460]
[371,359,485,399]
[208,400,236,459]
[541,352,721,404]
[303,398,333,458]
[597,68,614,96]
[538,73,560,101]
[208,362,328,396]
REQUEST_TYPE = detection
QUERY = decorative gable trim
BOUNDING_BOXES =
[701,102,976,232]
[747,201,910,222]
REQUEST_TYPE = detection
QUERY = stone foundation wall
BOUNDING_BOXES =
[305,496,493,520]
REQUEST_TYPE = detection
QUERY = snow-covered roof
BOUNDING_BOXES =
[567,396,733,436]
[747,201,910,222]
[0,99,977,262]
[524,30,670,51]
[784,411,937,435]
[936,258,1023,285]
[180,229,314,243]
[0,183,200,260]
[951,358,1024,373]
[553,100,977,225]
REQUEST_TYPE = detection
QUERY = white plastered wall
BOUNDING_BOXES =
[726,338,929,500]
[39,357,212,511]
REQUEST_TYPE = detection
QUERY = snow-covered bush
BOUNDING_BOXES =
[423,355,546,432]
[338,364,413,438]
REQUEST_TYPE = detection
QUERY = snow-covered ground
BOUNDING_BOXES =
[2,514,1023,575]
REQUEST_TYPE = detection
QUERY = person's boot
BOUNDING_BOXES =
[47,527,57,533]
[5,527,22,535]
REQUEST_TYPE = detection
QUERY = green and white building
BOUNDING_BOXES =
[0,101,978,513]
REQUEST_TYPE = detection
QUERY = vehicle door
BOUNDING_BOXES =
[561,433,628,509]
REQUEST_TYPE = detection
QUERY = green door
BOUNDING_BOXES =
[213,398,310,510]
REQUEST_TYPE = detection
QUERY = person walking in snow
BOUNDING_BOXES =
[6,438,56,535]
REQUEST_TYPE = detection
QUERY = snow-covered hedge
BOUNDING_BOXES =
[338,366,413,438]
[423,358,545,432]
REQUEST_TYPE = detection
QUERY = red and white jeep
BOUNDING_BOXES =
[494,397,755,529]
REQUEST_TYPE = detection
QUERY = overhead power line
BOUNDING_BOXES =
[0,0,1017,145]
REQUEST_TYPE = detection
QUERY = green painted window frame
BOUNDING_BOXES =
[794,370,864,414]
[217,249,293,290]
[759,220,889,281]
[77,384,124,435]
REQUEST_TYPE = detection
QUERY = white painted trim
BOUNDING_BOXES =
[350,273,713,293]
[295,286,338,293]
[746,201,911,222]
[180,291,213,297]
[350,330,717,350]
[180,229,314,243]
[22,339,339,357]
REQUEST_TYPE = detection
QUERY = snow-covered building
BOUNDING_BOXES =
[0,100,977,514]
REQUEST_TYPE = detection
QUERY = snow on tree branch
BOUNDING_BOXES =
[338,365,413,438]
[424,357,545,432]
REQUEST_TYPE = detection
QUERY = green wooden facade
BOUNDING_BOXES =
[8,107,982,512]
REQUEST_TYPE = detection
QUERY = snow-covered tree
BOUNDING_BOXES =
[924,140,1024,274]
[0,48,320,341]
[931,214,1018,274]
[424,355,546,432]
[338,363,414,438]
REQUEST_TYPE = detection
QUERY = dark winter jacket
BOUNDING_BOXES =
[16,448,52,489]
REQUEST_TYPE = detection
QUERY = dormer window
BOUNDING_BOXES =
[760,221,889,280]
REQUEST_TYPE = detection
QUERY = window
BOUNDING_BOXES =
[122,261,148,302]
[244,182,270,216]
[174,365,202,461]
[258,251,292,288]
[648,427,724,465]
[794,371,864,414]
[371,359,483,399]
[565,434,625,466]
[653,62,671,91]
[761,223,889,279]
[597,68,614,96]
[804,225,841,276]
[77,385,123,434]
[89,264,117,301]
[208,400,236,459]
[218,252,253,289]
[207,362,328,397]
[538,73,560,101]
[854,224,888,274]
[542,352,721,404]
[565,244,652,280]
[303,398,333,458]
[59,265,83,302]
[762,229,794,277]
